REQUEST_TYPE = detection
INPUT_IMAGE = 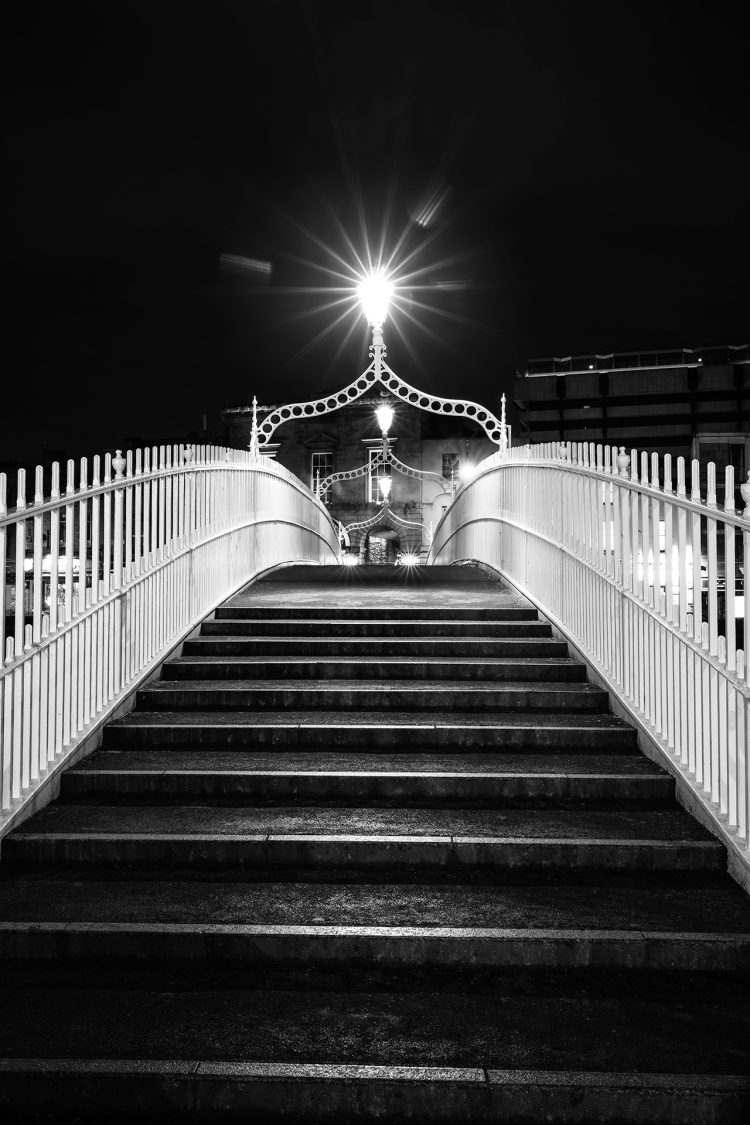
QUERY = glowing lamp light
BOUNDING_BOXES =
[375,405,394,435]
[357,270,393,326]
[378,475,392,501]
[398,552,420,566]
[342,554,359,566]
[459,462,477,483]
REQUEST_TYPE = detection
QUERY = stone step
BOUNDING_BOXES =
[1,874,748,971]
[4,805,723,873]
[183,636,571,657]
[62,748,674,805]
[103,711,639,750]
[1,1059,746,1125]
[214,604,539,621]
[136,680,609,713]
[201,619,554,637]
[5,870,745,930]
[2,922,748,973]
[164,656,588,682]
[0,966,747,1123]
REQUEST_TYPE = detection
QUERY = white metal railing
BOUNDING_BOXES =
[0,444,341,833]
[429,442,750,863]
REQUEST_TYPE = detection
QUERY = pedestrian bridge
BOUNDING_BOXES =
[1,435,750,1120]
[1,439,748,884]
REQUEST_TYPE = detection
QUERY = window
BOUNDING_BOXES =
[367,447,383,503]
[310,451,334,492]
[442,453,459,483]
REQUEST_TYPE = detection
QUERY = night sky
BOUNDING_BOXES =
[5,0,749,466]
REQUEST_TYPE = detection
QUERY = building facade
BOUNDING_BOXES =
[513,343,749,498]
[222,396,496,560]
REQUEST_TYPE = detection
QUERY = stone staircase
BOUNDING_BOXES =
[0,564,748,1122]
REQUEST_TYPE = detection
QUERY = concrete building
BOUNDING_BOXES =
[222,395,496,561]
[513,343,749,497]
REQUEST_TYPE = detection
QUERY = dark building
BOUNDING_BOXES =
[222,396,497,561]
[513,344,749,492]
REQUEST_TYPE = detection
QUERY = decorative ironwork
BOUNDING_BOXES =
[343,504,392,537]
[383,507,432,538]
[318,447,449,499]
[317,450,387,497]
[388,452,447,490]
[256,326,507,448]
[337,521,350,548]
[344,503,431,541]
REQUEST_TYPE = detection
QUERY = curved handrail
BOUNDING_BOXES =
[0,445,341,834]
[429,439,750,871]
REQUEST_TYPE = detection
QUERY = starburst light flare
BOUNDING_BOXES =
[357,270,394,327]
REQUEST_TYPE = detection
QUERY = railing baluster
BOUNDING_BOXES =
[690,459,703,647]
[427,440,750,870]
[64,461,75,626]
[0,474,6,662]
[14,469,27,657]
[31,467,44,647]
[125,451,134,586]
[724,466,736,673]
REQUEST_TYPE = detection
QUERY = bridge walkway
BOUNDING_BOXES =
[0,564,748,1121]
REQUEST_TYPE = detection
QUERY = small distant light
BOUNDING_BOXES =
[588,364,594,370]
[583,404,590,410]
[375,405,394,435]
[398,552,420,566]
[378,475,392,500]
[342,554,359,566]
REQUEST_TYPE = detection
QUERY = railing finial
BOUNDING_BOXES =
[741,470,750,519]
[112,450,126,481]
[249,395,260,460]
[500,393,508,455]
[617,446,630,478]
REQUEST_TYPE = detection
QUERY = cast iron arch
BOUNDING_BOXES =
[257,364,505,448]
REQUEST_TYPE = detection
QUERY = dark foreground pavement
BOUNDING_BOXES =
[0,563,748,1122]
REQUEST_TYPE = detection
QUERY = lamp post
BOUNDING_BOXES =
[374,401,394,503]
[359,274,396,510]
[375,403,394,455]
[357,270,394,384]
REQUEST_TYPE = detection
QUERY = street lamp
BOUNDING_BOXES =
[357,269,395,396]
[357,270,394,329]
[375,403,394,437]
[378,474,392,501]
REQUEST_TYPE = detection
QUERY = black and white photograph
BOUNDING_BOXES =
[2,1,749,1121]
